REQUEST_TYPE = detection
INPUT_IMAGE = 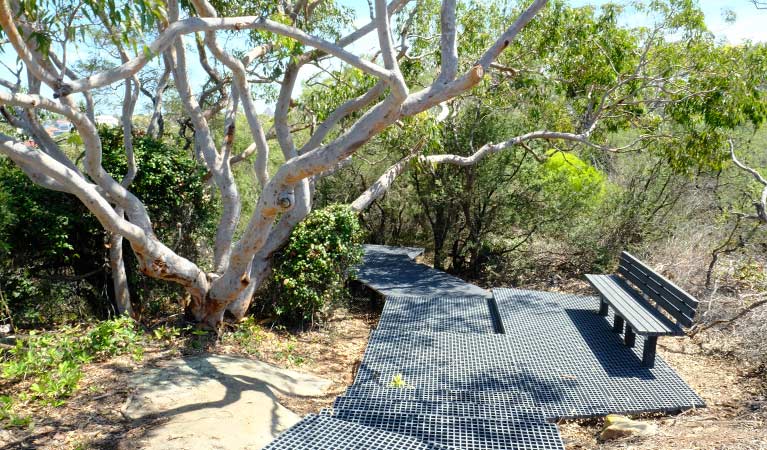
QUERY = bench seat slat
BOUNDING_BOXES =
[589,275,657,332]
[618,264,696,327]
[591,275,666,333]
[586,274,684,336]
[620,252,699,309]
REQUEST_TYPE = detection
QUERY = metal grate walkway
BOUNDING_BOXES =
[356,245,491,298]
[494,288,704,419]
[264,255,703,449]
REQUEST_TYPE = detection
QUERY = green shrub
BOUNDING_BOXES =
[99,127,215,250]
[267,204,364,324]
[220,316,264,355]
[0,157,104,326]
[539,150,607,205]
[0,317,142,413]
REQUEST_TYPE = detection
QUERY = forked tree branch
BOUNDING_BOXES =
[729,139,767,223]
[0,0,551,328]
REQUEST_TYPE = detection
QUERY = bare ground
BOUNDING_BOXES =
[559,337,767,450]
[1,297,765,450]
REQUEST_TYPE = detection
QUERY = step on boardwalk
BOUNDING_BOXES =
[264,250,703,449]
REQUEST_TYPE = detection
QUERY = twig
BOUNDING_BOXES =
[689,299,767,336]
[0,287,14,333]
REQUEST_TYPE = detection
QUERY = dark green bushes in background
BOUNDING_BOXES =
[0,127,216,327]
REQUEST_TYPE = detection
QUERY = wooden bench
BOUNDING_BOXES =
[585,251,699,367]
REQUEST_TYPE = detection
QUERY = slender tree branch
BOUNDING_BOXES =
[437,0,458,83]
[2,6,397,95]
[729,139,767,223]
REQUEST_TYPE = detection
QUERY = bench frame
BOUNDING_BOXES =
[588,252,699,367]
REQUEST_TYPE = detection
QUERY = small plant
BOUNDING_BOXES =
[734,260,766,286]
[152,324,181,342]
[0,395,30,428]
[0,317,144,417]
[274,338,306,366]
[388,373,411,389]
[223,316,265,355]
[86,316,143,361]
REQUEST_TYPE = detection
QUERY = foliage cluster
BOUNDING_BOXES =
[220,316,265,355]
[99,126,216,254]
[0,317,142,426]
[263,204,364,324]
[0,156,105,326]
[309,0,767,290]
[0,127,215,326]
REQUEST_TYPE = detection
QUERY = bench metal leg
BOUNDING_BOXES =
[624,325,636,348]
[597,298,608,316]
[642,336,658,368]
[612,315,624,333]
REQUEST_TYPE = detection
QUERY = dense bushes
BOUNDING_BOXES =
[0,158,105,326]
[0,127,215,326]
[265,205,364,324]
[312,100,694,288]
[99,127,215,254]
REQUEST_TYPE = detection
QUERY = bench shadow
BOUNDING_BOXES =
[563,308,655,379]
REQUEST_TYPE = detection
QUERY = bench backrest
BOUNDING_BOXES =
[617,251,699,327]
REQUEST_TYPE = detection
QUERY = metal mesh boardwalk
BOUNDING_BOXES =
[262,414,443,449]
[332,396,544,421]
[264,255,703,449]
[494,288,705,419]
[377,296,499,334]
[332,409,563,450]
[356,245,490,298]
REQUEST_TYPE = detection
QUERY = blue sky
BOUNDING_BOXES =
[568,0,767,43]
[1,1,765,116]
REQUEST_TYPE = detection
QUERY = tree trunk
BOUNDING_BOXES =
[109,232,133,317]
[224,257,272,320]
[433,228,447,271]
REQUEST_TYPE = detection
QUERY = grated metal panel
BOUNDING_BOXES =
[356,246,489,298]
[333,409,564,450]
[377,296,498,334]
[344,381,537,405]
[262,414,443,450]
[493,288,705,419]
[333,396,545,422]
[355,330,520,392]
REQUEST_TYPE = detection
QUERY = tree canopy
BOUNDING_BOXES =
[0,0,764,330]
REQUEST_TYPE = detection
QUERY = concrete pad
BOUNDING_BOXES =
[120,355,331,450]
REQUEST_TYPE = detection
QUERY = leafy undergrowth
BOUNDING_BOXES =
[0,317,143,428]
[0,300,379,448]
